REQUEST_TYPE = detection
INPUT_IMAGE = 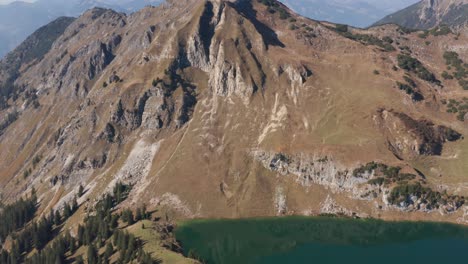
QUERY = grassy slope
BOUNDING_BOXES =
[127,220,198,264]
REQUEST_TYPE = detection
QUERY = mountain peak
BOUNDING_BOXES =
[374,0,468,29]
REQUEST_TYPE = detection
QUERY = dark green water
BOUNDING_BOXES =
[175,217,468,264]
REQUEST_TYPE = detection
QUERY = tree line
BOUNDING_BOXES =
[0,183,157,264]
[0,190,37,242]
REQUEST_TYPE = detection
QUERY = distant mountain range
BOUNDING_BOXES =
[0,0,162,58]
[282,0,419,28]
[374,0,468,29]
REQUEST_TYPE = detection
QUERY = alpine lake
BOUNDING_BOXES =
[175,216,468,264]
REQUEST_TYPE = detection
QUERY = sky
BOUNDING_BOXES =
[0,0,35,3]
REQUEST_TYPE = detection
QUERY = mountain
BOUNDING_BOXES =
[0,1,52,59]
[283,0,419,28]
[373,0,468,30]
[0,0,163,58]
[1,0,468,252]
[0,17,75,99]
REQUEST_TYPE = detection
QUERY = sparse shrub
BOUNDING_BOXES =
[404,76,417,88]
[368,177,385,186]
[32,155,42,168]
[373,70,380,75]
[444,51,463,68]
[430,25,452,36]
[279,9,290,19]
[397,54,440,84]
[0,109,19,132]
[397,82,414,94]
[355,161,464,209]
[442,71,454,80]
[23,168,31,179]
[388,182,464,209]
[399,46,411,53]
[418,31,429,39]
[443,51,468,90]
[397,26,416,35]
[335,24,348,33]
[382,36,393,43]
[460,79,468,90]
[329,27,395,52]
[259,0,291,20]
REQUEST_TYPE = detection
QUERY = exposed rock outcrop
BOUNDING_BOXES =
[252,150,377,200]
[375,110,462,159]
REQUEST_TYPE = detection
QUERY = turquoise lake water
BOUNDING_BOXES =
[175,216,468,264]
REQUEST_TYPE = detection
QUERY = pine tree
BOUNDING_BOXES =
[63,203,72,219]
[121,209,134,225]
[98,221,109,241]
[141,204,149,219]
[78,185,84,197]
[10,241,20,264]
[87,244,98,264]
[104,242,114,260]
[72,197,79,212]
[77,225,84,246]
[54,210,62,226]
[54,254,62,264]
[110,214,119,229]
[0,195,37,240]
[75,255,84,264]
[66,233,76,253]
[136,207,142,221]
[0,250,9,264]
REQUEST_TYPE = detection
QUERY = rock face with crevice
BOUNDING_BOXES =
[0,0,467,224]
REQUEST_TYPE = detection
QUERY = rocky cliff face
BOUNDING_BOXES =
[0,0,467,224]
[374,0,468,30]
